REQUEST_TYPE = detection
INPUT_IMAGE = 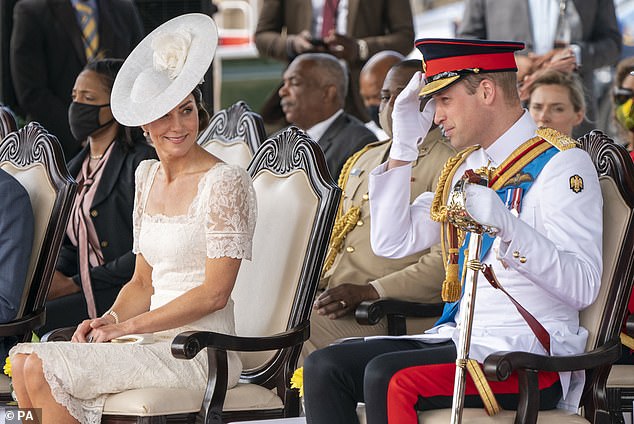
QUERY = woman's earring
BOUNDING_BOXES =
[143,131,149,137]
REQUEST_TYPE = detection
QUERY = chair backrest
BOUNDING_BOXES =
[0,105,17,139]
[577,131,634,410]
[197,100,265,168]
[231,126,340,385]
[0,122,76,329]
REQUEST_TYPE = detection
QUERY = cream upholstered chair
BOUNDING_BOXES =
[356,130,634,424]
[197,100,265,168]
[0,122,76,399]
[45,126,340,423]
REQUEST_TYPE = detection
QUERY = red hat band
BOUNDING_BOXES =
[425,52,518,79]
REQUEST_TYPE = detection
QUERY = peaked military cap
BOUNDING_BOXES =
[415,38,525,97]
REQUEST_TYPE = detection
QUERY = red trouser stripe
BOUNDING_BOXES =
[387,362,559,423]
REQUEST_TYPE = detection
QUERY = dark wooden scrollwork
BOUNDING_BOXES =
[198,101,266,153]
[0,106,17,140]
[578,130,634,204]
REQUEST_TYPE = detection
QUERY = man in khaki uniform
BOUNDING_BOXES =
[303,59,456,357]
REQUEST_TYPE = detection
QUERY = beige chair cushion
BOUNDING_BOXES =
[233,170,318,370]
[356,404,589,424]
[103,383,283,417]
[0,375,11,393]
[0,162,56,316]
[607,364,634,388]
[202,138,253,168]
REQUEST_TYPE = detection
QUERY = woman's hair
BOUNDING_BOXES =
[192,85,210,132]
[527,69,586,113]
[614,56,634,91]
[83,59,145,148]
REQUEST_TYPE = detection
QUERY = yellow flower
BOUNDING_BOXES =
[290,367,303,397]
[4,356,11,378]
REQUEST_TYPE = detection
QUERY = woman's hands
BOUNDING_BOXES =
[71,314,129,343]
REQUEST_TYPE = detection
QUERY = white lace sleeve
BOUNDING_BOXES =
[132,160,159,254]
[204,164,257,260]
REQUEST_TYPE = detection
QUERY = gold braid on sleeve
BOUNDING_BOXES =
[322,145,373,274]
[430,145,480,302]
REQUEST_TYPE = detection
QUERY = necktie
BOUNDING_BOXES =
[321,0,340,38]
[74,1,100,61]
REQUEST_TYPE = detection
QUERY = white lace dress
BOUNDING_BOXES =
[10,160,257,424]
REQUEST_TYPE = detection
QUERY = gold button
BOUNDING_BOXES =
[362,193,369,201]
[512,251,520,258]
[90,209,98,217]
[100,241,108,248]
[356,220,364,227]
[346,246,355,253]
[519,256,527,263]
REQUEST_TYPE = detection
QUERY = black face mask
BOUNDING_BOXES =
[367,104,380,127]
[68,102,113,141]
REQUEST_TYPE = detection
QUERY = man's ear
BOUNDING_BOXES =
[324,84,338,103]
[480,79,496,105]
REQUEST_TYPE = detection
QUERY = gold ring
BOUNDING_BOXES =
[339,300,347,309]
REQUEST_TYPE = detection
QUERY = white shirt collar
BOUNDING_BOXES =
[484,110,538,167]
[306,109,344,142]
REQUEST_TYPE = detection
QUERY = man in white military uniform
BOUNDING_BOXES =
[302,38,602,424]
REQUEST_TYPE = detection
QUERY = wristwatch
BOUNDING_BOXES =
[357,39,369,61]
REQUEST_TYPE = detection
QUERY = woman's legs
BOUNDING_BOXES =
[11,354,33,408]
[20,354,79,424]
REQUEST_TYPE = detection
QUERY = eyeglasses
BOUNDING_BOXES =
[613,87,634,105]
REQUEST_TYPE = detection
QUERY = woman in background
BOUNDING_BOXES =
[526,69,585,137]
[44,58,157,333]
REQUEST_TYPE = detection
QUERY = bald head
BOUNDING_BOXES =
[279,53,348,129]
[360,51,405,108]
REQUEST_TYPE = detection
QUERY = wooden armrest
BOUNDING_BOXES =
[355,299,444,326]
[40,327,76,342]
[0,309,46,337]
[483,337,622,381]
[355,299,443,336]
[171,320,310,359]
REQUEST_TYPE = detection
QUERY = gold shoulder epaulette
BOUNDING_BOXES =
[537,127,579,151]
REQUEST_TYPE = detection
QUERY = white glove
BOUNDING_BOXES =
[464,183,517,242]
[389,71,436,162]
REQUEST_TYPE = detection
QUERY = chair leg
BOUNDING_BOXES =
[514,369,539,424]
[387,314,407,336]
[607,387,626,424]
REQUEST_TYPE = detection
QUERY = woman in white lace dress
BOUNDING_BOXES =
[9,14,256,424]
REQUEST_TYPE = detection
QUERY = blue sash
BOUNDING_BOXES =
[434,146,558,326]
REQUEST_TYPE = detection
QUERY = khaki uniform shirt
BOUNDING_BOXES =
[320,127,455,302]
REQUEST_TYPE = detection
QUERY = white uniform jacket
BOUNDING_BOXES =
[368,111,603,410]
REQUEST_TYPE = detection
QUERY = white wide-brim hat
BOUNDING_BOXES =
[111,13,218,126]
